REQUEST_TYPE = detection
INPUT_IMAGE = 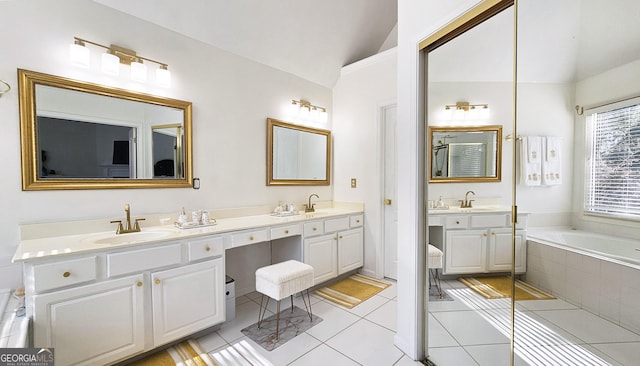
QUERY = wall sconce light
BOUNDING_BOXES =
[69,37,171,87]
[289,99,328,123]
[444,101,490,121]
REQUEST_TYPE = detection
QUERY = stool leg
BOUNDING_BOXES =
[301,289,313,321]
[290,294,294,313]
[257,294,270,329]
[275,300,281,341]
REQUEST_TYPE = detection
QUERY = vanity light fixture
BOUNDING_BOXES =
[69,37,171,87]
[290,99,328,123]
[444,101,490,121]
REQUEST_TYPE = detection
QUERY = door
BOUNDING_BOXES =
[444,229,488,274]
[33,275,145,366]
[489,228,526,273]
[338,227,364,274]
[151,258,224,345]
[383,104,398,279]
[304,233,338,284]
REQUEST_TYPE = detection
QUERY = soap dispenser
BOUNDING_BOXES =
[436,196,445,208]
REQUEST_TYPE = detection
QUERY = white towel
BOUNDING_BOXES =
[542,136,562,185]
[520,137,541,186]
[527,136,542,163]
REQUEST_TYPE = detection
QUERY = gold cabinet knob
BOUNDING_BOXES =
[155,279,161,285]
[205,246,211,252]
[384,199,392,205]
[356,219,361,223]
[137,281,143,287]
[483,233,488,237]
[249,236,254,240]
[456,220,460,224]
[339,235,343,239]
[313,227,317,231]
[285,230,289,234]
[63,271,71,278]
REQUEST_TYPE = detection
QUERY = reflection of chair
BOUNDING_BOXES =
[428,244,444,298]
[154,159,174,177]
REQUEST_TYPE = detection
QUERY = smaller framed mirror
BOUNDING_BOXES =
[267,118,331,186]
[429,125,502,183]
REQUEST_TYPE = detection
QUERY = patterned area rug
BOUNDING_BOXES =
[241,306,322,351]
[128,339,215,365]
[315,274,391,309]
[459,276,555,300]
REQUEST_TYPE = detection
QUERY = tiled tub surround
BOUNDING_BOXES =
[525,229,640,334]
[12,202,364,365]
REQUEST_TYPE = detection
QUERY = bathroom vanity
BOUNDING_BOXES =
[13,204,363,365]
[428,208,528,275]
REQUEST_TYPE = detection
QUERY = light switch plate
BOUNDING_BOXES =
[351,178,357,188]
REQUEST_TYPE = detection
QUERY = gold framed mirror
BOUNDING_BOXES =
[18,69,193,190]
[428,125,502,183]
[267,118,331,186]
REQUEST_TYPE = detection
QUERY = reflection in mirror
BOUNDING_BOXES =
[429,126,502,182]
[18,69,193,190]
[267,118,331,186]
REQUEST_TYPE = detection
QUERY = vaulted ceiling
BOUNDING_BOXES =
[94,0,398,88]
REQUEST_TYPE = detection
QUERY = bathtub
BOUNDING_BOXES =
[525,227,640,333]
[527,228,640,269]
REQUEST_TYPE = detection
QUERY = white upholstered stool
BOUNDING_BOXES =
[428,244,444,298]
[255,260,314,340]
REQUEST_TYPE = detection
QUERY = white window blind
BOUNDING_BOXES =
[585,97,640,219]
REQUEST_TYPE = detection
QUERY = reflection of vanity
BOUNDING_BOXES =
[13,205,363,365]
[428,209,528,274]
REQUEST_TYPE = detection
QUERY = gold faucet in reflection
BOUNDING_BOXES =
[459,190,475,208]
[110,203,145,234]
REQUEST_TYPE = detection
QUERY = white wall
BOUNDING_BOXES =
[0,0,332,287]
[332,48,397,279]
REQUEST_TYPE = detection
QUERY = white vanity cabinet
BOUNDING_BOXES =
[303,214,364,284]
[434,212,527,275]
[24,235,225,366]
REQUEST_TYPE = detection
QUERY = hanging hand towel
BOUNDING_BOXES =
[542,136,562,185]
[520,137,541,186]
[527,136,542,163]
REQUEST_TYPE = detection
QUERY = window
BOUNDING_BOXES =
[585,97,640,219]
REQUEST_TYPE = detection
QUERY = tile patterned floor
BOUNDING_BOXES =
[196,278,640,365]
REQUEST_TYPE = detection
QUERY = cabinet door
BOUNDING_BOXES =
[152,258,225,346]
[444,229,487,274]
[304,233,337,284]
[338,227,364,274]
[33,275,145,366]
[488,229,527,273]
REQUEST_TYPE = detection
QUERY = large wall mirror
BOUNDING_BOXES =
[18,69,193,190]
[267,118,331,186]
[428,125,502,183]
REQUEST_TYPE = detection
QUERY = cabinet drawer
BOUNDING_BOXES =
[470,215,507,228]
[325,216,349,232]
[444,216,469,229]
[350,215,364,228]
[188,236,224,262]
[230,229,269,248]
[33,256,97,292]
[303,221,324,237]
[108,244,181,277]
[271,224,301,240]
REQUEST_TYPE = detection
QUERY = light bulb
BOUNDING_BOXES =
[156,66,171,87]
[69,41,90,68]
[101,52,120,76]
[130,60,147,82]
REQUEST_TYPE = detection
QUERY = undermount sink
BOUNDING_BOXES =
[83,230,174,245]
[435,207,503,213]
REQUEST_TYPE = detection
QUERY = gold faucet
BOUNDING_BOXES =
[305,194,319,213]
[110,203,145,234]
[459,190,475,208]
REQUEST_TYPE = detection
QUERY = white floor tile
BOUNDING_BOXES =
[433,310,510,346]
[393,355,425,365]
[464,344,528,366]
[240,333,321,366]
[197,331,228,353]
[427,346,478,366]
[364,299,396,332]
[516,298,578,311]
[288,344,360,366]
[326,319,404,366]
[217,300,266,343]
[304,300,360,342]
[428,314,459,348]
[377,281,397,299]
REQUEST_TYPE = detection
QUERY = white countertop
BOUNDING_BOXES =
[428,206,513,214]
[13,206,363,263]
